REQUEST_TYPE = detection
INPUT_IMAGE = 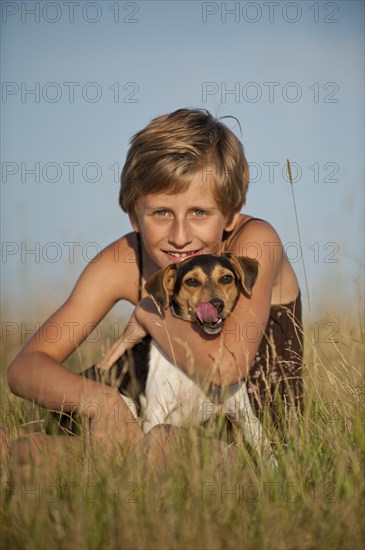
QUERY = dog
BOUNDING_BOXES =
[79,253,276,463]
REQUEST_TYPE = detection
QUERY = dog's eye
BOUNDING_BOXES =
[184,278,201,287]
[220,275,234,285]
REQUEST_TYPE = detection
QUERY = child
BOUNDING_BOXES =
[6,108,303,458]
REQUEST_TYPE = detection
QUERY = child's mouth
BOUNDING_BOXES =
[163,249,202,262]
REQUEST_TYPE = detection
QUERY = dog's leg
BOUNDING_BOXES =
[142,344,187,433]
[226,384,278,467]
[142,343,210,433]
[97,312,148,371]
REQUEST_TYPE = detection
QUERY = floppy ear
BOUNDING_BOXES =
[223,253,259,297]
[145,264,178,309]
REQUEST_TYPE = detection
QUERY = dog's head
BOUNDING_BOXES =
[145,253,259,335]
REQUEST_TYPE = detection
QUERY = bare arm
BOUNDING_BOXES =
[7,236,140,414]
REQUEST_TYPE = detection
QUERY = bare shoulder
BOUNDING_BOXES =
[226,216,283,263]
[69,232,140,305]
[226,216,299,305]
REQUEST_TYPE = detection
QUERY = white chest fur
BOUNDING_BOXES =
[139,342,276,464]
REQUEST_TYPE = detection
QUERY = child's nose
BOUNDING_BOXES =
[168,219,192,247]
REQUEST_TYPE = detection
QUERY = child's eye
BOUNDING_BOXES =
[191,209,207,217]
[153,210,169,217]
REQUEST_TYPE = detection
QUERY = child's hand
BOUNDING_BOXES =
[78,385,142,454]
[96,312,148,371]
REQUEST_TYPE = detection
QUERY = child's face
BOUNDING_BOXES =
[130,171,240,269]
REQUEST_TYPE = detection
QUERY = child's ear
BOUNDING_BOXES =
[224,210,241,232]
[129,212,140,233]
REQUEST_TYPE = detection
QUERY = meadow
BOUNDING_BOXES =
[1,303,364,550]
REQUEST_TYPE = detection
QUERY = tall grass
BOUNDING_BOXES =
[1,306,364,550]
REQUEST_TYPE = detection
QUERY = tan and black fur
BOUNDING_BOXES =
[146,253,258,334]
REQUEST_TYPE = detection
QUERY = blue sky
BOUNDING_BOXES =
[1,0,364,321]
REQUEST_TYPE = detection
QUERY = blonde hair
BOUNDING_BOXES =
[119,108,249,217]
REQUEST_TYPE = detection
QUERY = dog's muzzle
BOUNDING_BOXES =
[195,301,224,335]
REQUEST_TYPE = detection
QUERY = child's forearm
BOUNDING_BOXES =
[8,351,143,451]
[7,352,117,415]
[7,307,148,409]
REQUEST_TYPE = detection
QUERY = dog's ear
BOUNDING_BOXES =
[224,253,259,297]
[145,264,178,309]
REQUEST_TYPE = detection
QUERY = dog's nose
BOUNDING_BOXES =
[209,299,224,315]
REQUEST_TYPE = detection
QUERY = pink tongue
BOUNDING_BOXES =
[195,302,219,324]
